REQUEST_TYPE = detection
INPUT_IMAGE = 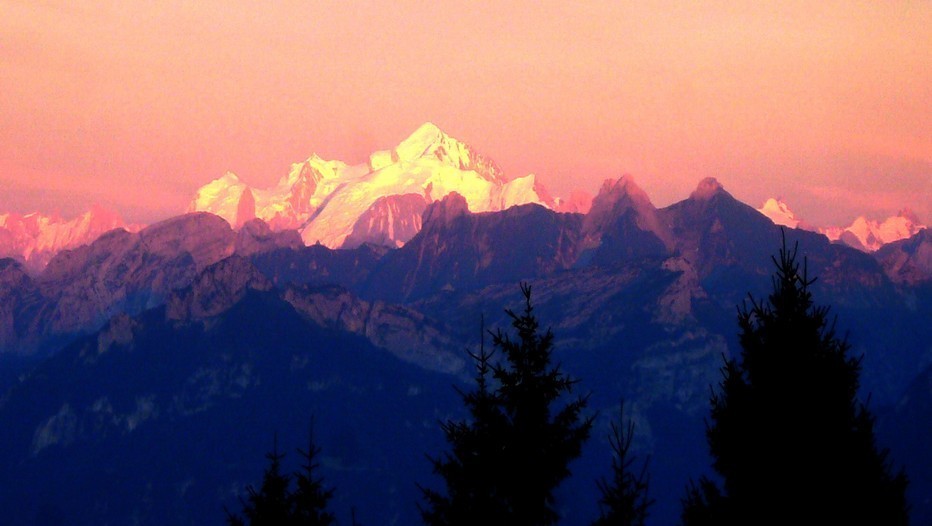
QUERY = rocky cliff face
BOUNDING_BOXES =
[0,214,304,354]
[582,175,670,249]
[30,214,233,339]
[660,178,790,279]
[234,219,303,256]
[364,193,582,302]
[581,175,672,266]
[281,285,464,374]
[343,194,428,249]
[874,229,932,285]
[0,259,39,350]
[166,255,273,321]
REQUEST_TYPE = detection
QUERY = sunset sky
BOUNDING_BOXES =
[1,1,929,226]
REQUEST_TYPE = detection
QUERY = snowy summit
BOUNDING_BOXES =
[189,123,553,248]
[757,198,925,252]
[758,198,804,229]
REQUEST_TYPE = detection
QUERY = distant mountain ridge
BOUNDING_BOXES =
[193,121,923,252]
[0,125,922,272]
[0,205,135,273]
[758,197,925,252]
[822,209,925,252]
[2,175,928,359]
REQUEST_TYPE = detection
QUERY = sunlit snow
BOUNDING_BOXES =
[190,123,552,248]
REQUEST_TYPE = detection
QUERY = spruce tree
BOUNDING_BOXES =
[228,430,336,526]
[421,316,510,524]
[227,438,292,526]
[592,403,652,526]
[292,427,336,526]
[421,284,592,526]
[682,237,908,525]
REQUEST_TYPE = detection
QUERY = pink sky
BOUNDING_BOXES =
[1,1,929,226]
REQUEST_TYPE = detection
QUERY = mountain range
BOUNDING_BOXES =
[0,124,928,525]
[0,161,929,524]
[0,124,923,273]
[758,197,925,252]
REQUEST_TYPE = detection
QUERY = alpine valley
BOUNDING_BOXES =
[0,125,929,526]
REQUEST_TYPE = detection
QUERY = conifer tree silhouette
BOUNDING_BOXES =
[292,424,335,526]
[421,284,592,526]
[592,402,653,526]
[227,436,292,526]
[227,429,335,526]
[421,314,509,524]
[682,236,908,525]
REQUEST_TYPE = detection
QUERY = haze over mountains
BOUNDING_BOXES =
[0,124,924,273]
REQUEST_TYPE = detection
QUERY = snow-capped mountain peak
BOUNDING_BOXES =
[288,154,347,185]
[499,173,554,210]
[190,123,551,249]
[392,122,505,183]
[190,172,245,209]
[0,205,131,273]
[189,172,251,227]
[758,197,802,229]
[395,122,447,162]
[756,197,925,252]
[829,210,926,252]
